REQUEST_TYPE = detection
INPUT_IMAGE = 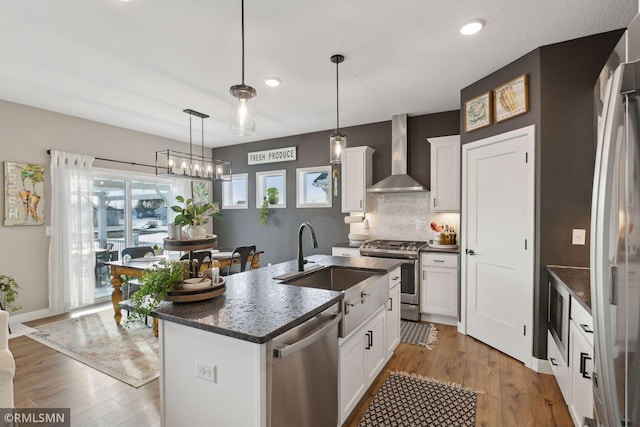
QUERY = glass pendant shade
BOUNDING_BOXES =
[229,84,256,136]
[330,132,346,164]
[330,54,346,164]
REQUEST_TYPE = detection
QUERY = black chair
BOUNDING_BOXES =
[121,246,154,307]
[95,250,112,285]
[121,246,154,260]
[180,251,213,277]
[222,245,256,276]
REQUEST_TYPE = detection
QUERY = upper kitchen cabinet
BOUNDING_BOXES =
[341,146,374,213]
[428,135,460,212]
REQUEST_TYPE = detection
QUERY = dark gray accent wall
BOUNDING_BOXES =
[211,111,459,266]
[460,29,624,359]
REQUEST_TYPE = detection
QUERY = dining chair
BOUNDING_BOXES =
[180,251,213,277]
[121,246,154,260]
[120,246,155,316]
[222,245,256,276]
[95,250,112,285]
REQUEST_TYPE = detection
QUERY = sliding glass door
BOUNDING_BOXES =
[92,170,176,299]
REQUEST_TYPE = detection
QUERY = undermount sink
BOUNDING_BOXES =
[279,266,379,292]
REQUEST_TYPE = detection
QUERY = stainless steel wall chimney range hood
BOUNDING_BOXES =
[367,114,427,193]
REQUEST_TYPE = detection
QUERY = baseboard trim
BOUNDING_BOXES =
[530,356,553,374]
[8,307,60,325]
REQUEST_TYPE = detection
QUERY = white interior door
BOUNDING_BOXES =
[461,125,535,367]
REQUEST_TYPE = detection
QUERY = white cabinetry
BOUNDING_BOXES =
[339,306,386,424]
[548,329,571,402]
[568,301,593,427]
[341,146,374,213]
[420,253,458,322]
[331,246,362,257]
[428,135,460,212]
[386,268,401,358]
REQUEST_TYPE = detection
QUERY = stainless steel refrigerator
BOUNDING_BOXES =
[591,13,640,427]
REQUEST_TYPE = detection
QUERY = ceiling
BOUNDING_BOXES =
[1,1,636,148]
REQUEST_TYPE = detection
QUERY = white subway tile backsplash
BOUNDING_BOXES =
[363,192,459,241]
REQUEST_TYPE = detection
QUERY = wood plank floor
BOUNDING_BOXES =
[10,309,573,426]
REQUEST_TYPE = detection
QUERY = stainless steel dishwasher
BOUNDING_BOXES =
[267,302,341,427]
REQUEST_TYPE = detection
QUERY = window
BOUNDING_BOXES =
[256,170,286,208]
[222,173,248,209]
[296,166,332,208]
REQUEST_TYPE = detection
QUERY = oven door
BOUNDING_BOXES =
[399,260,418,305]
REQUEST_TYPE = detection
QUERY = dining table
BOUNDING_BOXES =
[107,249,263,336]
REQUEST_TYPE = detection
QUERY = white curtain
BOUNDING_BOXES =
[48,151,95,312]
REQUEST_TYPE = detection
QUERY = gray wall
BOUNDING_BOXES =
[460,29,624,359]
[211,111,459,266]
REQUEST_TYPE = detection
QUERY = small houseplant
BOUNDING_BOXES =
[126,260,188,324]
[257,187,279,225]
[152,243,163,256]
[0,274,21,313]
[171,195,222,239]
[266,187,279,205]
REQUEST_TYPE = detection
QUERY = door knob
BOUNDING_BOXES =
[466,249,476,256]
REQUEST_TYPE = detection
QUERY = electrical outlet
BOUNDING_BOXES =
[572,229,586,245]
[195,360,216,383]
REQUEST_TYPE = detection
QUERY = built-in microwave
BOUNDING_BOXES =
[548,275,570,363]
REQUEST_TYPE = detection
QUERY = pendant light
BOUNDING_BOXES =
[229,0,256,136]
[156,109,231,181]
[330,54,346,164]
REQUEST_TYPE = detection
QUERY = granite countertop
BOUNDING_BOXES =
[144,254,403,344]
[546,265,591,312]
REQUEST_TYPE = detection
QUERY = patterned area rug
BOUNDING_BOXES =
[27,309,158,388]
[358,371,481,427]
[400,321,437,349]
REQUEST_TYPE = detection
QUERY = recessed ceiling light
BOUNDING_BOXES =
[264,78,281,87]
[460,19,485,36]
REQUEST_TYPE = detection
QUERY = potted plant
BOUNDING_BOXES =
[152,243,163,256]
[0,275,21,313]
[171,195,222,239]
[126,260,188,324]
[257,188,279,225]
[266,187,279,205]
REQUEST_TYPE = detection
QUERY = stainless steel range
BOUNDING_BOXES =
[360,240,427,321]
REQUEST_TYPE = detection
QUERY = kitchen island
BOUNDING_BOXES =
[150,254,401,427]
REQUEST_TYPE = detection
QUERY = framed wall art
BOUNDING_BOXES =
[4,161,45,226]
[494,74,529,122]
[464,91,492,132]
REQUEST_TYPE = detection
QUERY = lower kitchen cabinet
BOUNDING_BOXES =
[548,330,571,403]
[339,306,387,425]
[420,253,458,319]
[386,268,401,358]
[568,301,594,426]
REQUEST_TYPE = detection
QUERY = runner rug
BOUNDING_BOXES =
[400,320,437,349]
[358,371,481,427]
[27,309,158,388]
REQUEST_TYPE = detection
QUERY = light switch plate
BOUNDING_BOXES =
[572,229,586,245]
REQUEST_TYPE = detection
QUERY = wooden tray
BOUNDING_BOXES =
[164,277,226,302]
